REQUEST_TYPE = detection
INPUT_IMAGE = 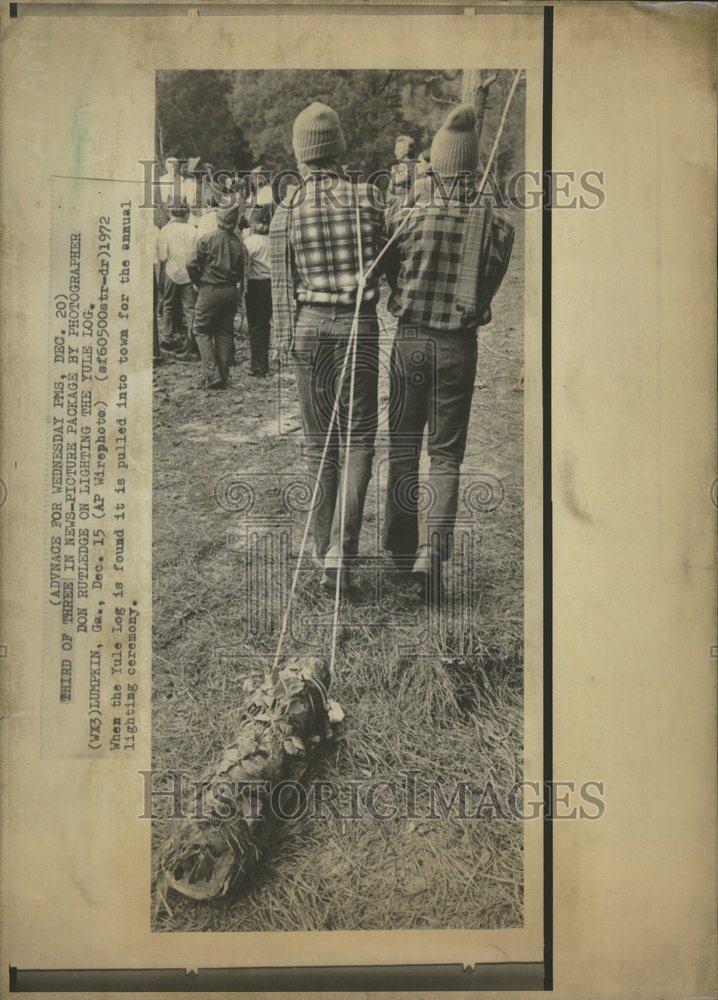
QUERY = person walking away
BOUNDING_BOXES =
[195,195,219,236]
[383,105,514,604]
[182,157,205,218]
[158,156,181,217]
[157,203,198,355]
[196,189,249,361]
[201,162,215,206]
[413,148,432,202]
[186,204,248,389]
[244,199,273,376]
[270,102,386,593]
[388,134,418,207]
[152,222,163,364]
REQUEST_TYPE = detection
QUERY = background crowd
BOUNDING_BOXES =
[152,142,431,383]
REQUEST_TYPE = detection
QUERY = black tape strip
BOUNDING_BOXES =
[9,962,544,992]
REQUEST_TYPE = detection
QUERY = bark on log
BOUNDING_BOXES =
[157,656,333,902]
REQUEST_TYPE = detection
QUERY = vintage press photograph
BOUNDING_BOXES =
[150,68,528,932]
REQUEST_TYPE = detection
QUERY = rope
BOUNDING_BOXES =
[271,184,368,681]
[270,294,357,681]
[328,189,365,675]
[477,69,522,199]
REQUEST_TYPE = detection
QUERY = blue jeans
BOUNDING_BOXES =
[383,324,478,561]
[292,303,379,567]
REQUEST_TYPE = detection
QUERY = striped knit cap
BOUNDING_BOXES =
[430,104,479,176]
[292,102,346,164]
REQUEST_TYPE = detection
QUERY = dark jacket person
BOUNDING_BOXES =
[187,204,248,389]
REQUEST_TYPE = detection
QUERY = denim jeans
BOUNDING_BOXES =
[193,284,238,387]
[383,323,478,561]
[292,303,379,567]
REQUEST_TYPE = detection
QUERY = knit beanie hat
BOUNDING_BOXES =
[292,102,346,164]
[430,105,479,176]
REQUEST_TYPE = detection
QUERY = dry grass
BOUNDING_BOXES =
[151,210,525,931]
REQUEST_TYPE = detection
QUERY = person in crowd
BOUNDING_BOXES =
[249,161,269,199]
[157,203,198,355]
[389,134,417,204]
[407,147,433,205]
[200,166,234,208]
[181,157,205,211]
[182,157,207,228]
[270,102,386,594]
[382,105,514,605]
[196,183,249,362]
[186,204,248,390]
[152,222,163,365]
[159,156,181,210]
[243,198,273,377]
[195,195,219,236]
[200,162,218,209]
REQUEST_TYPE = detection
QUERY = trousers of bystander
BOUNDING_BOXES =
[161,276,196,351]
[246,278,272,376]
[193,284,238,388]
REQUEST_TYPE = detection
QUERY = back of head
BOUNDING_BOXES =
[292,102,346,166]
[169,201,190,220]
[216,204,239,230]
[394,135,416,161]
[249,203,272,235]
[429,104,479,178]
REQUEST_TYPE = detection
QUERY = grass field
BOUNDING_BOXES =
[151,210,525,931]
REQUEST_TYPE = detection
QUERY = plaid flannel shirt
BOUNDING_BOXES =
[270,172,386,348]
[383,182,513,331]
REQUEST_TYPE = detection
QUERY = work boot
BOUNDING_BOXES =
[413,548,445,608]
[387,551,414,578]
[320,566,352,596]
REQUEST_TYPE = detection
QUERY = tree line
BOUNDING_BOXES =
[155,68,525,183]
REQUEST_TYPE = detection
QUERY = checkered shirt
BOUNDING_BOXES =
[270,172,386,347]
[384,183,490,331]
